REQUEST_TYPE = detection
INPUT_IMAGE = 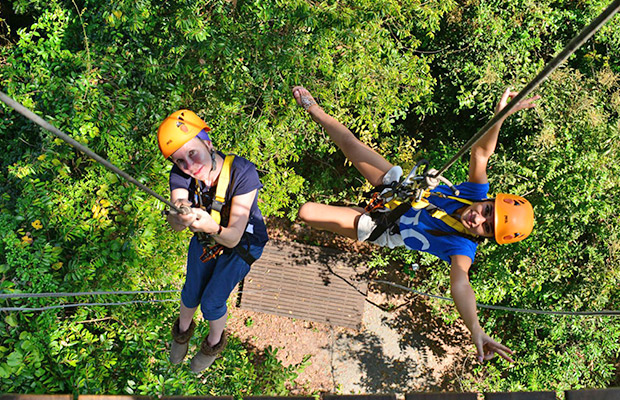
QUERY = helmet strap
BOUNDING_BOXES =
[197,139,217,186]
[210,148,217,173]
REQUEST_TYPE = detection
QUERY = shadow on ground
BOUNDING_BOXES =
[229,217,476,394]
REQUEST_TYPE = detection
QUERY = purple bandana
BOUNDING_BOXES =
[196,129,211,141]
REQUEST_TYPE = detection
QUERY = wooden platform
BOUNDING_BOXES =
[237,240,369,329]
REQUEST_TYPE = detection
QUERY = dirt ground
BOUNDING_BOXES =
[226,217,477,395]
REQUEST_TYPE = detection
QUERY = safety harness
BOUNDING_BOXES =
[365,161,479,242]
[194,155,257,265]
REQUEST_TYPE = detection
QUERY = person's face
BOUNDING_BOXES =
[170,137,213,181]
[460,200,495,238]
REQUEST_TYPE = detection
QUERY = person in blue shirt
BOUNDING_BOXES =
[158,110,268,373]
[293,85,538,363]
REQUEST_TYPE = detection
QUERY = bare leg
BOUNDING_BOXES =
[207,312,227,347]
[298,202,364,239]
[293,86,393,187]
[180,300,226,346]
[179,301,198,332]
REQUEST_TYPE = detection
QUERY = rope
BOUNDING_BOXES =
[374,280,620,317]
[434,0,620,177]
[0,289,179,299]
[0,91,184,214]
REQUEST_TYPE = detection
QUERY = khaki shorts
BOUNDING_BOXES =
[356,165,405,249]
[357,212,405,249]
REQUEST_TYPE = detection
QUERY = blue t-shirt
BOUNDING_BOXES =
[398,181,489,263]
[169,151,269,246]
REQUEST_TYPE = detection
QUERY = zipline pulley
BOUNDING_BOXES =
[365,159,460,215]
[364,160,468,242]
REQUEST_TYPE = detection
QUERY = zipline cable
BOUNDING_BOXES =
[0,299,179,312]
[373,280,620,317]
[0,289,180,299]
[0,288,283,312]
[0,91,184,214]
[434,0,620,177]
[3,283,618,317]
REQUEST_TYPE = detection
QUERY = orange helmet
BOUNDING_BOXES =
[157,110,211,158]
[494,193,534,244]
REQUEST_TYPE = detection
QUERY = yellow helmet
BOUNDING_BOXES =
[157,110,211,158]
[494,193,534,244]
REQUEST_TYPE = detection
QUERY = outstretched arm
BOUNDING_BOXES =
[469,88,540,184]
[450,255,515,363]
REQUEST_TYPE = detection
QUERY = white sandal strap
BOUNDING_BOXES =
[300,95,317,111]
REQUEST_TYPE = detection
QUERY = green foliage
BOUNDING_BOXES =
[390,0,620,391]
[1,0,619,394]
[0,302,308,396]
[1,0,453,394]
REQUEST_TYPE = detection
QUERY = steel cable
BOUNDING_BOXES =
[3,282,618,316]
[0,288,282,312]
[434,0,620,177]
[373,280,620,317]
[0,91,183,214]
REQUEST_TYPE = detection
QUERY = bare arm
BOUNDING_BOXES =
[450,254,514,363]
[468,89,540,184]
[189,189,257,248]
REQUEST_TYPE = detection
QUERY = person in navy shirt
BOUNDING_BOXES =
[157,109,268,373]
[294,85,538,363]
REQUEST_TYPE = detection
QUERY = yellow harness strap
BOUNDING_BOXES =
[210,155,235,225]
[427,209,469,235]
[426,194,473,235]
[384,190,475,236]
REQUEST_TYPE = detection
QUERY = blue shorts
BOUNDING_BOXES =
[181,236,265,321]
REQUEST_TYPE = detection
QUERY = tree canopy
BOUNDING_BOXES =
[0,0,619,395]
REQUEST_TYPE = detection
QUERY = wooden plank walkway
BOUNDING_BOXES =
[0,396,73,400]
[79,397,150,400]
[324,396,396,400]
[237,240,369,329]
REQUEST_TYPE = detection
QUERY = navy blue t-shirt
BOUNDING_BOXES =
[169,151,268,246]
